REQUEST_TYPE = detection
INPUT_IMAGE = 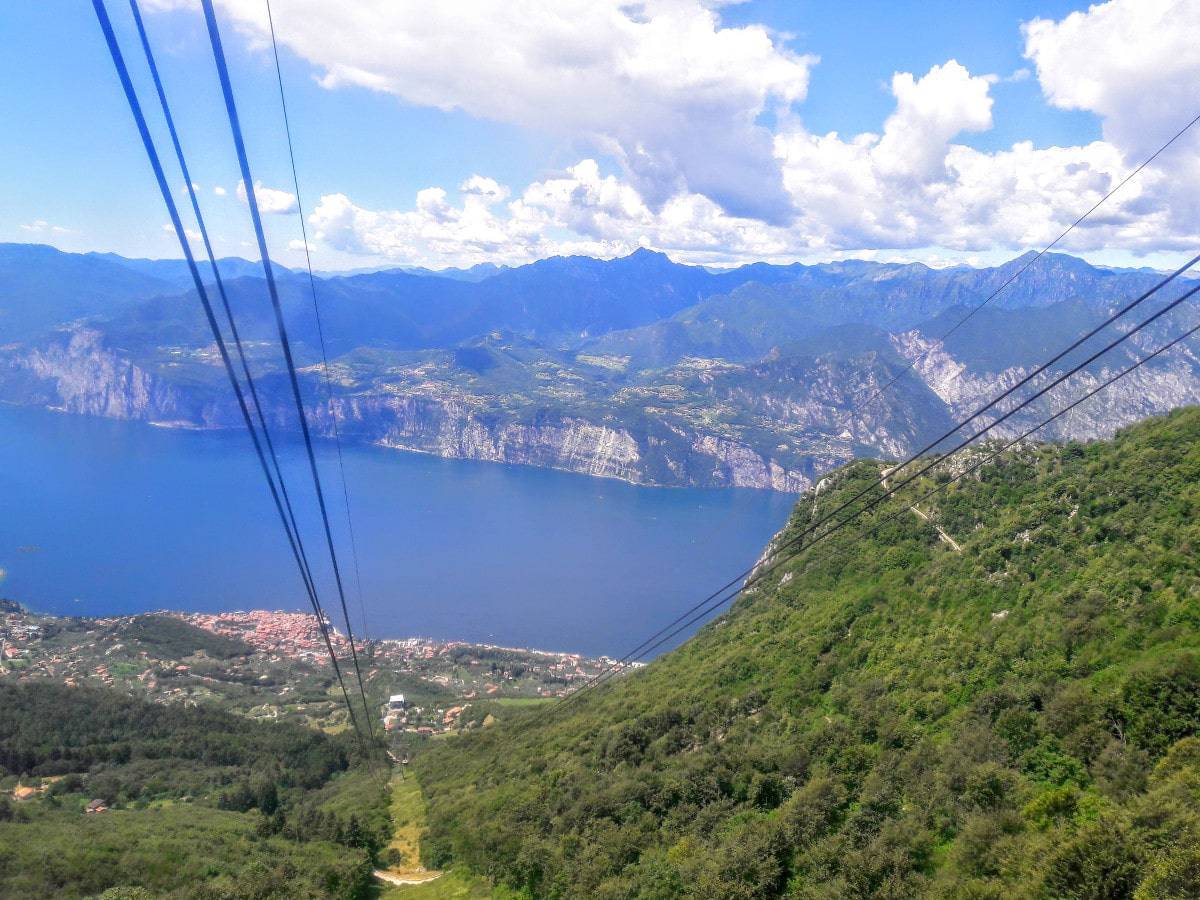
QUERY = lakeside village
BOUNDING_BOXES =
[0,599,637,740]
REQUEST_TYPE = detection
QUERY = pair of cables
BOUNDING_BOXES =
[550,249,1200,717]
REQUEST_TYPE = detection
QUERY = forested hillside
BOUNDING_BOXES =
[0,682,390,899]
[417,408,1200,898]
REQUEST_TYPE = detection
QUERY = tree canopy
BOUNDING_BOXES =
[416,407,1200,898]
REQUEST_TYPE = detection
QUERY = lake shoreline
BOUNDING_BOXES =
[0,403,795,657]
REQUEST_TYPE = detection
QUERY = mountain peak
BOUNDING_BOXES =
[623,247,672,264]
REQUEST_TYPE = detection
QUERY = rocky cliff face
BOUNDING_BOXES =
[309,394,649,483]
[1,329,809,491]
[10,329,234,428]
[890,327,1200,443]
[5,306,1198,493]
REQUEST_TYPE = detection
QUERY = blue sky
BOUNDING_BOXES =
[2,0,1196,270]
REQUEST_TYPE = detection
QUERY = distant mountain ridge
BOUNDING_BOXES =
[1,242,1197,490]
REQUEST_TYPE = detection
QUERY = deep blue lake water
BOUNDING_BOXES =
[0,404,795,656]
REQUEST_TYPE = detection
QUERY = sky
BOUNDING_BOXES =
[2,0,1198,272]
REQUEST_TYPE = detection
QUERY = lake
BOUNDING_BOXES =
[0,404,796,657]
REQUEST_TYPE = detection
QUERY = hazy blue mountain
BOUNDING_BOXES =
[2,243,1196,490]
[580,252,1165,370]
[102,247,812,356]
[87,250,293,288]
[398,261,510,281]
[312,261,508,280]
[0,243,174,340]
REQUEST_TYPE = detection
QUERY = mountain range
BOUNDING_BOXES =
[2,242,1198,491]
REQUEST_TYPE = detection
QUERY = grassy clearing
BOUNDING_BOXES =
[488,696,553,707]
[377,775,497,898]
[385,775,435,879]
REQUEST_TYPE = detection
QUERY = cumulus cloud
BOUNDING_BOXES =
[151,0,1198,267]
[1021,0,1200,246]
[236,179,298,215]
[213,185,228,197]
[20,220,70,234]
[191,0,814,223]
[872,61,993,182]
[1023,0,1200,157]
[307,40,1200,269]
[162,222,202,242]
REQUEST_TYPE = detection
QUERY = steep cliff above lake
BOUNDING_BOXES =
[2,244,1197,490]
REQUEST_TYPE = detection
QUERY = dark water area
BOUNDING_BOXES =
[0,404,796,657]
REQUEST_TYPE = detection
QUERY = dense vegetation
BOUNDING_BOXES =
[0,682,390,898]
[121,613,253,660]
[417,407,1200,898]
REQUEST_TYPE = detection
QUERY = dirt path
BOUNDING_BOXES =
[375,774,444,887]
[374,869,444,886]
[880,465,962,553]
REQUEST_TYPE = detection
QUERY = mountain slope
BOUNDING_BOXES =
[0,243,175,340]
[3,245,1198,490]
[415,408,1200,898]
[0,680,388,899]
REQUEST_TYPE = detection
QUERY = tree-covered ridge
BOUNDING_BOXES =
[416,407,1200,898]
[0,682,390,898]
[121,613,253,660]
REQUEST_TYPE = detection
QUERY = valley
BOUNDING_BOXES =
[6,1,1199,896]
[4,240,1200,900]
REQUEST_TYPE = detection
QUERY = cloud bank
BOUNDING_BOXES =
[185,0,816,224]
[156,0,1200,267]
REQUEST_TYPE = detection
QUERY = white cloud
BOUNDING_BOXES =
[1021,0,1200,253]
[191,0,814,223]
[150,0,1200,268]
[307,44,1200,269]
[872,61,993,182]
[1023,0,1200,157]
[236,179,298,215]
[20,220,70,234]
[162,222,202,242]
[213,185,228,197]
[459,175,509,205]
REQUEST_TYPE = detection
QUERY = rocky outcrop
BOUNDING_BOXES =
[312,394,647,483]
[0,330,805,491]
[6,318,1198,493]
[890,329,1200,444]
[689,434,809,492]
[25,329,178,420]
